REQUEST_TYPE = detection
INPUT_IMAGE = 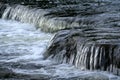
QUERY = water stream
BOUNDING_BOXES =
[0,2,120,80]
[0,19,119,80]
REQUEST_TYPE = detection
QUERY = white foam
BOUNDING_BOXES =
[0,19,119,79]
[0,19,53,62]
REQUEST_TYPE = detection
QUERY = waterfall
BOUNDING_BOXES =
[0,1,120,79]
[45,28,120,76]
[75,43,120,75]
[0,3,7,17]
[1,5,80,32]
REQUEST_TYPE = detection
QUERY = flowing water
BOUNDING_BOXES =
[0,2,120,80]
[0,17,119,80]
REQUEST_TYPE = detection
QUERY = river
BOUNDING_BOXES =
[0,19,119,80]
[0,1,120,80]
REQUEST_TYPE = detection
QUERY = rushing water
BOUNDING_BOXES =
[2,5,77,32]
[0,1,120,79]
[0,19,119,79]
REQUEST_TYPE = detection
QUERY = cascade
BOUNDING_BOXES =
[45,28,120,76]
[2,5,80,32]
[0,1,120,79]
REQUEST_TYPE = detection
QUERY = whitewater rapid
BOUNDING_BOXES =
[0,19,119,79]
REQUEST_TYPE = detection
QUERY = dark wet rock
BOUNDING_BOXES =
[0,3,7,18]
[0,0,56,8]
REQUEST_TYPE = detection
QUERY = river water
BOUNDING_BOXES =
[0,19,119,79]
[0,1,120,79]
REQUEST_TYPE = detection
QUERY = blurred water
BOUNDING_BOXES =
[0,19,119,79]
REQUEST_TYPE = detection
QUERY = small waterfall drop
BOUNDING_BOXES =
[0,19,118,80]
[0,2,120,79]
[45,27,120,76]
[2,5,80,32]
